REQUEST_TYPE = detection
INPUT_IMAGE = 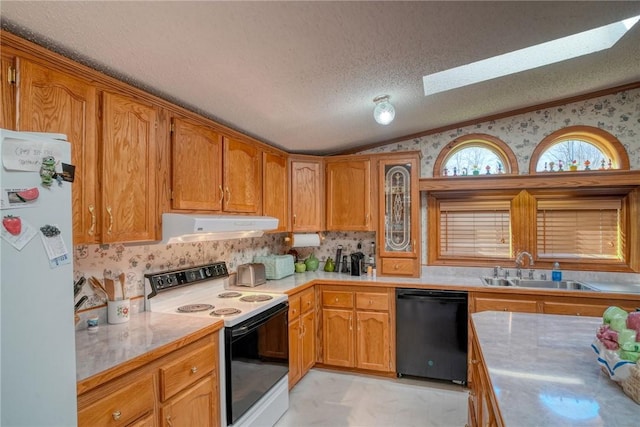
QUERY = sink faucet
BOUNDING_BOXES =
[515,251,534,267]
[515,251,534,279]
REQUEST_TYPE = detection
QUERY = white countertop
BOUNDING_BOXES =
[228,268,640,295]
[472,311,640,426]
[75,312,222,384]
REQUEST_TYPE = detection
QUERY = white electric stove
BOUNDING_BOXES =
[145,262,289,427]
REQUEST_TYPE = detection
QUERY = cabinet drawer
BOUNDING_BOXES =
[300,288,315,313]
[356,292,389,311]
[78,374,154,427]
[160,343,216,401]
[474,297,537,313]
[322,290,354,308]
[380,258,415,276]
[541,301,610,317]
[289,295,301,318]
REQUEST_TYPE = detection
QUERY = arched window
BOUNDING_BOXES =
[433,134,518,177]
[529,126,629,173]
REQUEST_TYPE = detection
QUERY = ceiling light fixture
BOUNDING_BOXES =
[373,95,395,125]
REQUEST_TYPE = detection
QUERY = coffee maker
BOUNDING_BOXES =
[350,252,365,276]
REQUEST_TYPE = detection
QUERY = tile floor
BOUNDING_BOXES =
[275,369,469,427]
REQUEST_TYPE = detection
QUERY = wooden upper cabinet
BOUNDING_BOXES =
[263,151,288,231]
[101,91,158,243]
[325,158,372,231]
[377,154,421,277]
[290,157,324,232]
[223,137,262,213]
[171,118,223,211]
[14,58,98,244]
[1,53,16,130]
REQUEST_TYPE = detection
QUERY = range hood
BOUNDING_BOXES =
[162,213,279,244]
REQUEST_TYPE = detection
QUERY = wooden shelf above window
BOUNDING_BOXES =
[420,170,640,192]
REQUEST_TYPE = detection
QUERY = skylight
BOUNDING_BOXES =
[422,15,640,96]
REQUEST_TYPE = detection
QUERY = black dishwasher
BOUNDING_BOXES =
[396,289,468,383]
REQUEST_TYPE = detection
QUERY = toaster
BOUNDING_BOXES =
[236,263,266,287]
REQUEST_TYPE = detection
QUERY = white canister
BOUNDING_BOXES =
[107,299,130,324]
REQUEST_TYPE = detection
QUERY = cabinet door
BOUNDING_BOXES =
[378,157,419,259]
[290,159,323,231]
[288,316,301,389]
[356,311,390,372]
[160,376,217,427]
[171,118,222,211]
[325,159,371,231]
[17,58,98,244]
[101,91,157,243]
[322,308,354,367]
[223,137,261,213]
[263,151,288,231]
[1,53,16,129]
[300,309,316,374]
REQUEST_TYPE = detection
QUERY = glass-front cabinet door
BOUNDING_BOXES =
[377,155,420,276]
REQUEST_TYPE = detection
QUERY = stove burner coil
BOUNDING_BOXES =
[240,294,273,303]
[177,303,215,313]
[210,307,241,316]
[218,291,242,298]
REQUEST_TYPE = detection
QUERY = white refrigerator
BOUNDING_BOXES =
[0,129,77,426]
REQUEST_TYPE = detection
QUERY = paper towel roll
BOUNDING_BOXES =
[291,233,321,248]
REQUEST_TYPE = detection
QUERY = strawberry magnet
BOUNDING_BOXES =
[3,215,22,236]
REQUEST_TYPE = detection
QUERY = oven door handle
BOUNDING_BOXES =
[229,303,288,338]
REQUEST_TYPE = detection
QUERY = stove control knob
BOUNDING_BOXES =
[204,267,212,277]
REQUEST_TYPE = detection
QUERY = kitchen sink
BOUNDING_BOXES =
[481,276,598,291]
[480,277,512,287]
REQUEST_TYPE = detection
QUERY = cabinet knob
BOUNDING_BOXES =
[225,187,231,203]
[335,297,338,302]
[219,185,224,204]
[112,410,121,421]
[191,366,198,374]
[502,308,507,311]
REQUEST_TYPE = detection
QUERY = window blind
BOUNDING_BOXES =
[536,199,621,260]
[439,200,511,258]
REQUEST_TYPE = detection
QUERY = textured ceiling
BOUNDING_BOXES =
[2,1,640,155]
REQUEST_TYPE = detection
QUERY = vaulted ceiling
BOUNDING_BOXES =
[2,1,640,154]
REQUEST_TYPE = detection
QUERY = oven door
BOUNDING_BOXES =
[225,302,289,425]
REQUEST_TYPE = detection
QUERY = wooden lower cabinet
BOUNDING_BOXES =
[468,331,503,427]
[288,287,316,388]
[160,376,217,427]
[471,291,638,316]
[77,333,220,427]
[320,286,393,372]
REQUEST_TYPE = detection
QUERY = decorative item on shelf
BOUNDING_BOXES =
[462,167,468,176]
[584,160,591,170]
[544,162,548,172]
[558,159,564,171]
[608,158,613,170]
[472,165,480,176]
[452,167,457,176]
[569,160,578,171]
[485,165,491,175]
[497,162,503,174]
[599,159,606,170]
[549,161,555,172]
[372,94,395,125]
[443,168,448,176]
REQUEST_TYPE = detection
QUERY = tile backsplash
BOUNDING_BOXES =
[74,231,375,312]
